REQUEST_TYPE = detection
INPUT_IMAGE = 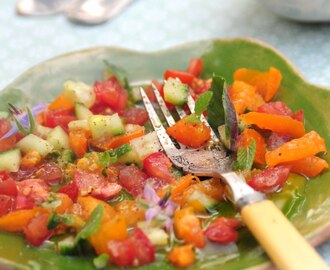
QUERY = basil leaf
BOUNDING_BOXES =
[233,138,256,171]
[207,75,226,130]
[75,205,104,243]
[222,84,238,151]
[195,91,213,117]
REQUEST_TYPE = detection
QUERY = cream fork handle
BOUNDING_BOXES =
[241,200,329,270]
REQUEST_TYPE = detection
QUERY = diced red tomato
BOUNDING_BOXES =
[247,165,291,193]
[164,70,194,85]
[107,228,155,267]
[267,133,291,151]
[186,58,203,77]
[118,165,148,197]
[144,83,157,103]
[257,101,292,116]
[119,107,149,125]
[0,171,10,181]
[167,116,211,148]
[74,169,122,200]
[190,78,211,95]
[42,108,76,132]
[0,178,18,196]
[10,166,40,181]
[15,179,50,210]
[291,109,304,122]
[94,77,128,111]
[23,213,53,246]
[204,217,241,244]
[90,99,113,115]
[35,162,63,185]
[143,152,175,183]
[0,195,15,217]
[0,119,16,153]
[56,181,79,202]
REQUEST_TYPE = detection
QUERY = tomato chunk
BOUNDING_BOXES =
[164,70,194,85]
[167,116,211,148]
[107,228,155,267]
[118,165,148,197]
[56,181,79,202]
[257,101,292,116]
[74,170,122,200]
[42,108,76,132]
[204,217,241,243]
[94,77,128,111]
[119,108,149,125]
[0,119,16,153]
[247,165,291,193]
[35,162,63,185]
[143,152,175,183]
[187,58,203,77]
[23,213,53,246]
[0,195,14,217]
[0,178,18,196]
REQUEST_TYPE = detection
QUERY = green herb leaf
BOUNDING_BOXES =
[114,143,131,158]
[206,75,226,130]
[13,106,36,136]
[47,213,74,230]
[195,91,213,116]
[233,138,256,171]
[184,114,200,123]
[75,205,104,244]
[93,254,109,269]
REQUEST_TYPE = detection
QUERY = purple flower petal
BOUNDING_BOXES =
[145,207,159,221]
[164,219,173,232]
[143,183,160,204]
[1,102,48,139]
[164,200,177,216]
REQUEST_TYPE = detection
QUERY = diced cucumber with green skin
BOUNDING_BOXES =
[0,148,21,172]
[131,86,142,102]
[68,120,89,131]
[137,221,168,246]
[17,134,54,157]
[63,80,96,108]
[164,78,189,106]
[74,102,93,120]
[47,126,70,150]
[187,190,217,210]
[58,236,76,255]
[130,131,162,162]
[117,148,141,166]
[35,125,52,139]
[88,113,125,140]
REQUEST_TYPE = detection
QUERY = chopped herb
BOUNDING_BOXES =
[47,213,74,230]
[75,205,104,244]
[185,91,213,123]
[233,138,256,171]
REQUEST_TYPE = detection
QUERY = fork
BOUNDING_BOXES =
[140,84,328,270]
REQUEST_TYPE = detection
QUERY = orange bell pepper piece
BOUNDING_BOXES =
[285,156,329,178]
[173,207,205,248]
[55,193,74,215]
[0,207,47,233]
[114,200,145,227]
[20,150,42,169]
[168,244,195,268]
[230,81,265,114]
[265,131,327,167]
[48,93,74,110]
[106,126,145,149]
[233,67,282,101]
[240,112,305,138]
[69,129,90,158]
[236,128,266,165]
[90,214,127,255]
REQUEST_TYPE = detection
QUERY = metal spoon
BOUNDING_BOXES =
[16,0,79,16]
[65,0,133,25]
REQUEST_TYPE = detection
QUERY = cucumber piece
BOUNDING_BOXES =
[137,222,168,246]
[117,148,141,166]
[130,131,161,162]
[0,148,21,172]
[17,134,54,157]
[164,78,189,106]
[63,80,96,108]
[68,120,89,131]
[74,102,93,120]
[35,125,52,139]
[88,113,125,140]
[58,236,76,255]
[47,126,70,150]
[187,190,217,211]
[131,86,142,102]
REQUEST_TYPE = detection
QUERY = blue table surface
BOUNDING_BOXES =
[0,0,330,266]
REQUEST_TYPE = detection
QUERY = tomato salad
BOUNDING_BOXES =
[0,58,328,268]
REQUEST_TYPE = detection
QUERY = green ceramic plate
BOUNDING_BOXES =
[0,38,329,270]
